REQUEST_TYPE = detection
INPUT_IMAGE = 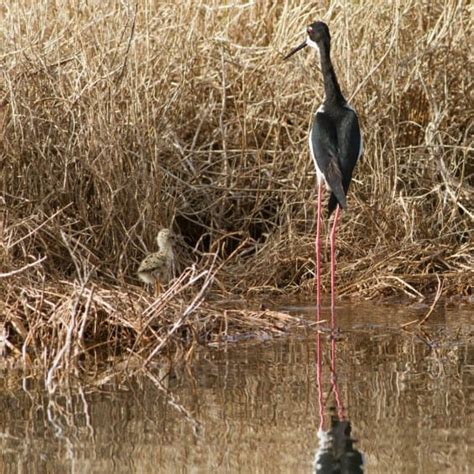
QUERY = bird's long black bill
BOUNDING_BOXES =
[283,41,307,60]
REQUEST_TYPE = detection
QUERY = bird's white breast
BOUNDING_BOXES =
[308,104,329,189]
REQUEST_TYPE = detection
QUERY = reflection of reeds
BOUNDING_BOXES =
[0,2,472,373]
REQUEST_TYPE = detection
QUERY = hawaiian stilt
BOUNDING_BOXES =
[137,228,176,295]
[284,21,362,317]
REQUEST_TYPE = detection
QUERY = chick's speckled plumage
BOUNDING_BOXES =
[137,229,175,290]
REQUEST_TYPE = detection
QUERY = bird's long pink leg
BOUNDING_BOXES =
[315,182,325,430]
[330,205,341,325]
[315,181,323,321]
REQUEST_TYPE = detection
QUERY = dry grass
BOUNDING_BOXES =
[0,1,472,379]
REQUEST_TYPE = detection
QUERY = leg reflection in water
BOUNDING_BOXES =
[313,303,364,473]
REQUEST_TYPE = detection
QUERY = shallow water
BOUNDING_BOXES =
[1,302,472,473]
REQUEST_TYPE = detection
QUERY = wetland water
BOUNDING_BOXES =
[1,302,472,473]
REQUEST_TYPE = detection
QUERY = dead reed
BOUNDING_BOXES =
[0,1,472,377]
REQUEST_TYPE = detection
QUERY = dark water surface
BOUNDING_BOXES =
[1,302,472,473]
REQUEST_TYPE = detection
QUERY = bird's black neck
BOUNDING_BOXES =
[318,43,346,106]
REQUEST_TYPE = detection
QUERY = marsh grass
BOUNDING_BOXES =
[0,0,472,380]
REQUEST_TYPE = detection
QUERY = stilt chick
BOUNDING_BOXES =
[137,229,175,295]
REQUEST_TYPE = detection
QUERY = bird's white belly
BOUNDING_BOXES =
[137,271,156,285]
[308,126,331,191]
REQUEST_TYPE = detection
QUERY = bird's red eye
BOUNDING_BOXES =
[307,26,313,34]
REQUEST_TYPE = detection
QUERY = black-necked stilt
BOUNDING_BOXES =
[284,21,362,315]
[137,228,176,295]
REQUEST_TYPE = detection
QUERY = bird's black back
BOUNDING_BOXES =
[311,104,362,216]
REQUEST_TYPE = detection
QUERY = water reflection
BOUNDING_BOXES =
[313,300,363,473]
[315,416,363,473]
[0,303,472,473]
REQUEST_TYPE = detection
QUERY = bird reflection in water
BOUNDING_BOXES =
[313,301,363,473]
[314,414,363,474]
[313,322,364,473]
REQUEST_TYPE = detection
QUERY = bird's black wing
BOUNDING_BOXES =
[327,108,362,215]
[338,108,362,192]
[311,110,347,213]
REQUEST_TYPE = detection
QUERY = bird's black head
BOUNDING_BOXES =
[283,21,331,60]
[307,21,330,46]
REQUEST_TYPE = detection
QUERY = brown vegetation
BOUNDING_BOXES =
[0,1,472,379]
